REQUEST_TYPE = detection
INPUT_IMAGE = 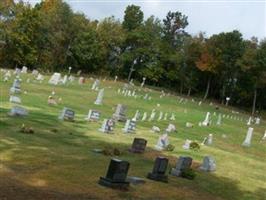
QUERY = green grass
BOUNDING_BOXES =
[0,71,265,200]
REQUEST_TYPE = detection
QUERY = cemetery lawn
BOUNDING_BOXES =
[0,72,266,200]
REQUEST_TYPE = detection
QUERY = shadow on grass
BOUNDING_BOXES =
[0,108,265,200]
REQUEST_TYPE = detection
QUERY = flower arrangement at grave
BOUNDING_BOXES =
[189,141,200,151]
[19,124,34,134]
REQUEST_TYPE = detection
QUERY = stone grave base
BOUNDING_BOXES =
[147,172,168,183]
[98,177,129,189]
[128,148,144,153]
[171,168,182,177]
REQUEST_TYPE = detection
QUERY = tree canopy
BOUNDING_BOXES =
[0,0,265,112]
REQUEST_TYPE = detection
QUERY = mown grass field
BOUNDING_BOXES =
[0,71,265,200]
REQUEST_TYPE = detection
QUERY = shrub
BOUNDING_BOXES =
[189,141,200,151]
[181,168,196,180]
[166,144,175,151]
[19,124,34,134]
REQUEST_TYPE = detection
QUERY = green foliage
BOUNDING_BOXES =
[165,144,175,151]
[190,141,200,151]
[0,1,265,110]
[181,168,197,180]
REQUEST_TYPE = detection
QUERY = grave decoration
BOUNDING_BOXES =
[47,96,57,105]
[99,158,130,189]
[147,157,168,183]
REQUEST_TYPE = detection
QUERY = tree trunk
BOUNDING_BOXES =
[252,87,257,116]
[180,82,183,95]
[203,77,211,100]
[187,88,191,97]
[221,85,226,105]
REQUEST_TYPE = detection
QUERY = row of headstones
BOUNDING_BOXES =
[99,153,216,189]
[117,88,152,101]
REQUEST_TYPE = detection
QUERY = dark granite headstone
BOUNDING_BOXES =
[99,158,130,189]
[171,156,192,176]
[147,157,168,182]
[129,138,147,153]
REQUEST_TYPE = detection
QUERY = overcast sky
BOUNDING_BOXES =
[26,0,266,40]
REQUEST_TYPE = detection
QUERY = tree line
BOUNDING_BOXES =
[0,0,265,113]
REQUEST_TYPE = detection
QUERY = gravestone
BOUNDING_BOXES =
[61,75,68,85]
[32,69,38,76]
[247,117,252,125]
[79,77,85,84]
[141,112,147,121]
[202,112,211,126]
[99,158,130,189]
[154,134,169,151]
[140,77,146,88]
[242,127,254,147]
[147,157,168,182]
[58,107,75,121]
[36,74,44,81]
[91,79,100,90]
[94,88,104,105]
[10,79,21,93]
[99,119,115,133]
[186,122,193,128]
[14,68,21,75]
[216,114,222,125]
[199,156,216,172]
[166,124,176,133]
[9,106,28,116]
[48,73,61,85]
[132,110,140,121]
[112,104,127,122]
[114,75,118,82]
[171,156,192,177]
[9,96,21,104]
[157,111,163,121]
[85,110,100,121]
[21,66,27,73]
[206,134,213,145]
[129,138,147,153]
[262,130,266,140]
[151,126,160,133]
[170,113,175,121]
[123,119,136,134]
[255,117,260,125]
[149,109,156,121]
[163,113,168,120]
